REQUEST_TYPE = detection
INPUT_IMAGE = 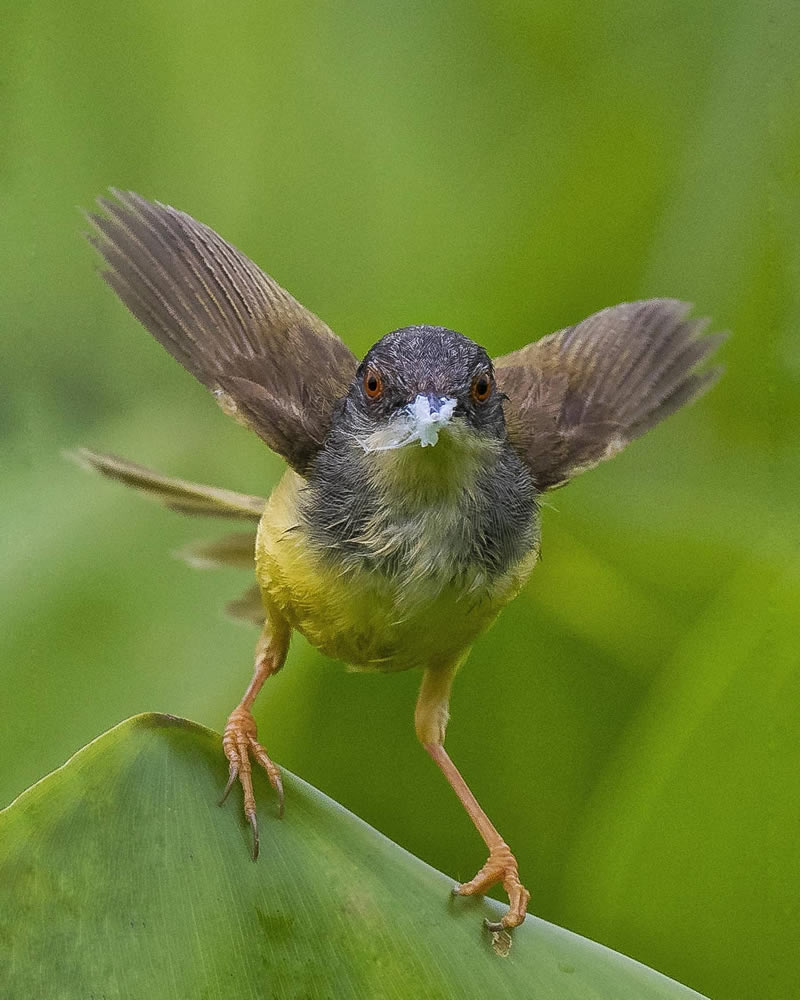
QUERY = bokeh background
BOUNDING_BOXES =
[3,3,798,998]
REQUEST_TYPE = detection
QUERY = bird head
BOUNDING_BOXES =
[303,323,536,578]
[341,325,507,455]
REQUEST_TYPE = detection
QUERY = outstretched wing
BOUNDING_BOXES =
[496,299,725,490]
[86,191,358,474]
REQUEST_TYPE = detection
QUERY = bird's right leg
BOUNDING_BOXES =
[220,614,290,858]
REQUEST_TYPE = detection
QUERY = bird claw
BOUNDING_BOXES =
[220,706,283,859]
[219,762,239,805]
[453,843,530,931]
[247,809,259,861]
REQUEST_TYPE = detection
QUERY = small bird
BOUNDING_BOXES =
[81,191,724,934]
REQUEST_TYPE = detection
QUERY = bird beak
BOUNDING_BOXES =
[405,393,458,447]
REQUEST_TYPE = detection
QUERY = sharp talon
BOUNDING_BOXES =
[248,810,259,861]
[219,765,238,806]
[221,706,282,855]
[455,844,529,930]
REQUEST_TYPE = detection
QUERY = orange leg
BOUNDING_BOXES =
[415,665,530,932]
[220,616,290,859]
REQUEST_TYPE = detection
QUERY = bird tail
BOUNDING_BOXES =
[67,448,265,625]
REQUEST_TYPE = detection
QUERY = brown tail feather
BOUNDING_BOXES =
[68,448,266,520]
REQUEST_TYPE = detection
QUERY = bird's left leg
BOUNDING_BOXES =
[415,664,530,931]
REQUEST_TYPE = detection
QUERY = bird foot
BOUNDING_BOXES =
[453,842,530,931]
[219,705,284,859]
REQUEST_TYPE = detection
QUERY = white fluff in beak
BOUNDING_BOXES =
[408,394,457,447]
[357,394,457,452]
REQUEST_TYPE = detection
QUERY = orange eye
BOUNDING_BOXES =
[471,372,493,404]
[364,368,383,400]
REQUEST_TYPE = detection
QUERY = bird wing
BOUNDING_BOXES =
[86,191,358,474]
[495,299,725,490]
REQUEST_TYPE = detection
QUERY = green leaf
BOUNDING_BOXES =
[0,714,705,1000]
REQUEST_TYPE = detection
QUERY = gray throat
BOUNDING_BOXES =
[300,425,539,585]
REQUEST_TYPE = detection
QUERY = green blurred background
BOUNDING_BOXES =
[3,3,798,998]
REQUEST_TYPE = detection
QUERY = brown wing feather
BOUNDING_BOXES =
[86,191,358,473]
[496,299,726,490]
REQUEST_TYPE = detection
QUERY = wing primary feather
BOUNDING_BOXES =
[102,194,238,365]
[629,364,725,438]
[86,191,358,472]
[132,196,255,357]
[497,299,725,490]
[623,329,726,426]
[87,207,211,377]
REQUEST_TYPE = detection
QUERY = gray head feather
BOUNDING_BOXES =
[299,325,538,589]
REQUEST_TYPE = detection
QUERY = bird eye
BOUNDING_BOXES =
[363,368,384,400]
[471,373,493,404]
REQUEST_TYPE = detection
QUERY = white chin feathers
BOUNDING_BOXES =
[357,394,458,453]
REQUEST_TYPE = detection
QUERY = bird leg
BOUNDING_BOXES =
[415,666,530,931]
[220,615,289,859]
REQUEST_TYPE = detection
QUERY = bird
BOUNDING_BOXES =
[80,190,725,935]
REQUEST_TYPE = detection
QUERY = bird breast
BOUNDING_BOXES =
[255,433,539,672]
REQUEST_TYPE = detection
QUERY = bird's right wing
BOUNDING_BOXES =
[86,191,358,474]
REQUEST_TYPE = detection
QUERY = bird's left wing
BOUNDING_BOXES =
[495,299,725,490]
[87,191,358,474]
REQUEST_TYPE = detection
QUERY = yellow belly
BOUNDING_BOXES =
[255,470,537,672]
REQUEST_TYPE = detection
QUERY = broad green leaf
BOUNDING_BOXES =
[0,714,705,1000]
